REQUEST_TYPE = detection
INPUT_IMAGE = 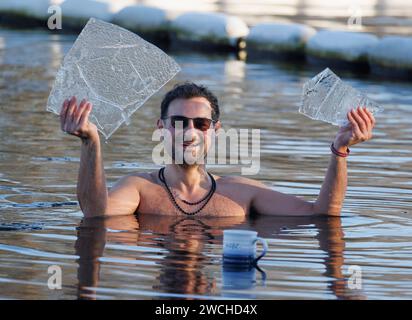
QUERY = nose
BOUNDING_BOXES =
[186,118,196,130]
[183,119,200,142]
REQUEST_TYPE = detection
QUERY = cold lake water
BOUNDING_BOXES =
[0,28,411,299]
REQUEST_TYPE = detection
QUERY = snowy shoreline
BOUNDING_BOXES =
[0,0,411,79]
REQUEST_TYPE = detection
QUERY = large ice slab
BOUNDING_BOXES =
[300,68,382,126]
[47,18,181,139]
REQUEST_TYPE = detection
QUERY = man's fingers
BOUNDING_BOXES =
[350,107,367,134]
[79,103,92,128]
[364,108,376,128]
[68,97,77,120]
[347,110,363,138]
[62,97,74,130]
[360,107,375,139]
[64,96,77,132]
[358,107,372,133]
[74,99,87,124]
[60,99,69,117]
[62,98,72,132]
[60,99,69,131]
[67,96,76,115]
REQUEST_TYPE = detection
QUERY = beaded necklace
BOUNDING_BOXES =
[158,167,216,216]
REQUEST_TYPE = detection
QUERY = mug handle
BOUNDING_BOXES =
[253,237,268,262]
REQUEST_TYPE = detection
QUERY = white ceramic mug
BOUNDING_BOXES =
[223,229,268,265]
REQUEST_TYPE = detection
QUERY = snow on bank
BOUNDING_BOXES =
[0,0,62,19]
[170,12,249,48]
[112,5,171,33]
[60,0,133,27]
[246,22,316,54]
[368,36,412,70]
[307,30,378,63]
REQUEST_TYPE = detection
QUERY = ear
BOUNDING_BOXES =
[157,118,164,129]
[214,120,221,131]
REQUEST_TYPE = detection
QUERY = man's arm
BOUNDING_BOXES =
[61,97,139,218]
[250,107,375,216]
[77,137,140,217]
[312,150,347,215]
[247,151,346,216]
[77,136,108,217]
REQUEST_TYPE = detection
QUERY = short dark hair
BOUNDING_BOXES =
[160,82,220,121]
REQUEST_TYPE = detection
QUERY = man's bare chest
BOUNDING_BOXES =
[136,184,250,217]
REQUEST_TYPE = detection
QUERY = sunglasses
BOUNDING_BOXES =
[162,115,216,131]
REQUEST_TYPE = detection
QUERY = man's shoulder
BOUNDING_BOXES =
[217,174,268,189]
[114,171,158,189]
[126,171,155,180]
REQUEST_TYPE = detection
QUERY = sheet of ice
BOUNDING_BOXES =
[300,68,382,126]
[47,18,181,139]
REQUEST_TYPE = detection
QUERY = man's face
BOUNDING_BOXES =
[157,97,220,165]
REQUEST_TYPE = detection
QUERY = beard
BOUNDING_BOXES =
[171,142,207,165]
[161,127,216,166]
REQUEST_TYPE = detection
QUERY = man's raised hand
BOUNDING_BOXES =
[333,106,376,152]
[60,96,98,142]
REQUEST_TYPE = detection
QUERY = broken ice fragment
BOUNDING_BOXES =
[46,18,181,139]
[300,68,382,126]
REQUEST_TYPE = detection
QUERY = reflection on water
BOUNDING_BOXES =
[73,214,366,300]
[0,28,411,299]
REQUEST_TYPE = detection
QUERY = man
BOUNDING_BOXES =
[60,82,375,218]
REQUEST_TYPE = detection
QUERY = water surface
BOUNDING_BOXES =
[0,29,411,299]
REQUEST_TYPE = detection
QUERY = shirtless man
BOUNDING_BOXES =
[59,82,376,218]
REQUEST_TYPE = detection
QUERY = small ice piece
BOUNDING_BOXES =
[300,68,382,126]
[47,18,181,139]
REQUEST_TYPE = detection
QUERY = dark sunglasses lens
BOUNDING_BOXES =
[194,118,212,131]
[171,116,189,128]
[169,116,212,131]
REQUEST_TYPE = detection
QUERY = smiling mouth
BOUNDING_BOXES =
[183,142,200,148]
